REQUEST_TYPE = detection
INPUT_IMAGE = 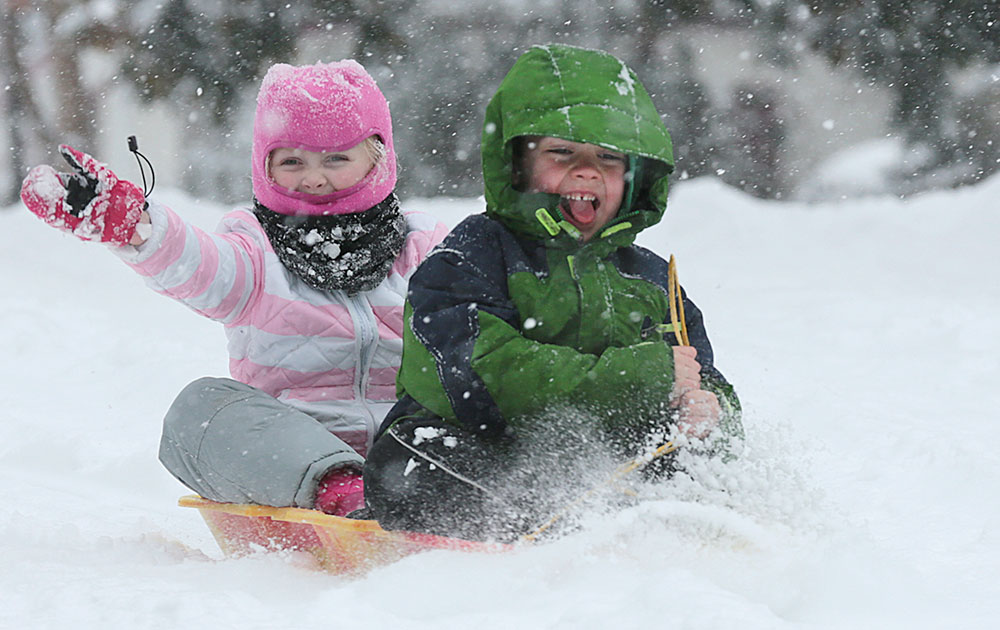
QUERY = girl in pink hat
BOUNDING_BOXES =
[20,61,449,516]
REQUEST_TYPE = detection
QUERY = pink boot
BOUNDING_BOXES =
[314,469,365,516]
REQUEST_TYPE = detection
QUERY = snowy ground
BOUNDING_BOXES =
[2,174,998,629]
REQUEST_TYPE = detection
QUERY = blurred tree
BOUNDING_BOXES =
[6,0,993,206]
[802,0,1000,189]
[720,83,786,198]
[1,0,126,204]
[631,0,781,195]
[955,81,1000,184]
[2,1,38,204]
[122,0,306,200]
[656,43,722,181]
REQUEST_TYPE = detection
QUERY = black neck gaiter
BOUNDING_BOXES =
[254,193,406,296]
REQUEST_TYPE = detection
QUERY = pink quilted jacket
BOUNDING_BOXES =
[115,201,449,456]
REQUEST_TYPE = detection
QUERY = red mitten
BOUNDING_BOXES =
[315,469,365,516]
[20,145,146,245]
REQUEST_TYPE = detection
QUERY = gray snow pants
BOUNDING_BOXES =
[159,377,364,508]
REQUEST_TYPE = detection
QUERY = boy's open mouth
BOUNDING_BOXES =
[559,194,599,225]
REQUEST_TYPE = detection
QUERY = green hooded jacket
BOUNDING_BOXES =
[384,44,741,451]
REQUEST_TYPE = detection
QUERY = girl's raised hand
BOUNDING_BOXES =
[20,145,146,246]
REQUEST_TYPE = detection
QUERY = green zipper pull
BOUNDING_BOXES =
[535,208,561,236]
[557,220,582,241]
[536,207,583,241]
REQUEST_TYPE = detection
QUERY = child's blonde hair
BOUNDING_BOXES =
[363,135,387,165]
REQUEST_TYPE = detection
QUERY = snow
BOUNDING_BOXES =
[2,174,999,629]
[798,137,905,201]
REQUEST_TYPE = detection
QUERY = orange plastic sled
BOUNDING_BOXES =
[179,495,510,575]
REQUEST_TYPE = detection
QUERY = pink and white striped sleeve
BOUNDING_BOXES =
[113,203,263,325]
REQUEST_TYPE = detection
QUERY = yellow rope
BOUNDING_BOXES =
[667,254,690,346]
[519,255,688,544]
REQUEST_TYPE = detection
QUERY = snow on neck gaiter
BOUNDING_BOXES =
[254,193,405,296]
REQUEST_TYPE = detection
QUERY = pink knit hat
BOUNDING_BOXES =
[251,61,396,216]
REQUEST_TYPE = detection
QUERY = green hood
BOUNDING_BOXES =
[482,44,674,250]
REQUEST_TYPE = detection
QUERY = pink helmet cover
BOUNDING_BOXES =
[251,61,396,216]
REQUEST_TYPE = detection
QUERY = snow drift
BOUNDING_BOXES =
[2,174,998,629]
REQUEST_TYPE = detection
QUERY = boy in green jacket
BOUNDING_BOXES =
[363,44,742,541]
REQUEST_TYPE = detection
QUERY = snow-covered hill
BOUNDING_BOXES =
[2,175,998,629]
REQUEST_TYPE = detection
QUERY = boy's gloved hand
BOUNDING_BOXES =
[20,145,146,246]
[670,345,702,399]
[670,346,721,438]
[314,468,365,516]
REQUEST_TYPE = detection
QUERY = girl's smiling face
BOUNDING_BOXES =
[268,141,376,195]
[519,135,627,241]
